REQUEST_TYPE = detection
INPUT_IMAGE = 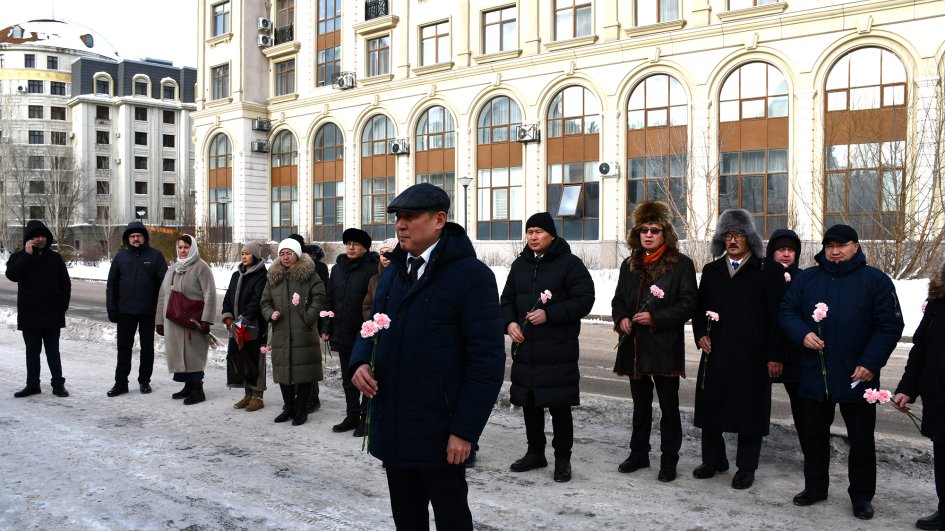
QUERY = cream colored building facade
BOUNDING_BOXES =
[192,0,945,266]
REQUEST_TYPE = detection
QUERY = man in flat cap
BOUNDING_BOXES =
[351,182,505,530]
[321,227,379,436]
[780,224,903,520]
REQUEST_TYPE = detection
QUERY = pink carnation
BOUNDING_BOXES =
[292,292,301,306]
[260,346,268,354]
[650,285,665,299]
[877,389,891,403]
[540,290,553,304]
[373,313,392,329]
[706,311,719,322]
[784,272,791,282]
[815,302,828,312]
[319,310,335,318]
[360,320,380,339]
[812,302,828,323]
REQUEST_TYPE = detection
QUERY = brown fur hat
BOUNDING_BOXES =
[930,262,945,301]
[627,201,678,250]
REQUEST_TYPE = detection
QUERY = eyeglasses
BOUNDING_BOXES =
[278,251,296,257]
[639,227,663,235]
[724,232,747,241]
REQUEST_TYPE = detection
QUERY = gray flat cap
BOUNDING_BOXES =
[386,182,450,214]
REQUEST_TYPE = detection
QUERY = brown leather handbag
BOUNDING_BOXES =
[165,274,204,328]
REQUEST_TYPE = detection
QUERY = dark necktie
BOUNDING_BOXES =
[732,260,740,271]
[407,256,425,287]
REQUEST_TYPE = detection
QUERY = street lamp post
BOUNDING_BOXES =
[458,176,473,233]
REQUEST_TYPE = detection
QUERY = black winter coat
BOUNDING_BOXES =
[765,228,803,384]
[324,252,380,353]
[611,247,697,378]
[5,220,71,331]
[221,260,269,339]
[501,238,595,408]
[106,223,168,317]
[351,223,505,468]
[779,248,903,403]
[896,273,945,439]
[693,254,777,436]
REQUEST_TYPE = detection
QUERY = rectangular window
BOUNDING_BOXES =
[28,130,43,144]
[47,56,58,70]
[312,181,345,241]
[50,81,65,95]
[135,80,149,96]
[636,0,678,26]
[162,158,175,171]
[274,59,296,96]
[367,36,390,77]
[25,54,35,68]
[95,79,110,95]
[96,130,110,145]
[97,206,110,221]
[96,156,109,170]
[135,132,147,145]
[29,181,45,193]
[135,156,148,170]
[28,105,43,119]
[50,106,65,120]
[163,110,175,124]
[213,1,231,36]
[96,105,110,120]
[28,156,45,170]
[420,21,450,66]
[163,182,176,195]
[163,134,175,148]
[28,80,43,93]
[483,6,516,54]
[212,64,229,100]
[29,206,44,219]
[96,181,110,194]
[555,0,592,40]
[163,84,175,100]
[135,106,147,121]
[50,131,67,145]
[134,182,148,194]
[316,46,340,87]
[317,0,341,34]
[163,207,176,221]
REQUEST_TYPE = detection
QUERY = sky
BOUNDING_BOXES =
[1,0,198,67]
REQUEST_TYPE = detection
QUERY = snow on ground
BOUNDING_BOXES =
[0,308,938,530]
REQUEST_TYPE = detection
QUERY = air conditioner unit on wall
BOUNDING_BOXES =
[516,124,540,143]
[598,161,620,177]
[334,72,356,90]
[252,118,272,131]
[251,140,270,153]
[257,34,272,47]
[258,18,273,31]
[389,139,409,155]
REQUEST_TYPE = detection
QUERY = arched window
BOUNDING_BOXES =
[94,73,113,96]
[718,62,789,237]
[477,95,524,240]
[361,115,396,239]
[415,106,457,222]
[627,74,688,237]
[208,133,233,242]
[161,80,178,101]
[546,86,600,240]
[270,130,299,240]
[313,123,344,241]
[823,47,907,239]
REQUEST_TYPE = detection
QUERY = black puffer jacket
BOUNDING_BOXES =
[501,237,595,407]
[765,228,802,383]
[324,251,380,352]
[221,259,269,340]
[106,221,168,317]
[5,220,71,330]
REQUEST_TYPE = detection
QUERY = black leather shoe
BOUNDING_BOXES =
[292,411,308,426]
[731,469,755,489]
[52,385,69,398]
[13,386,41,398]
[510,453,548,472]
[693,460,729,479]
[274,410,293,423]
[618,454,650,473]
[139,384,152,394]
[332,416,358,432]
[352,420,366,437]
[106,384,129,397]
[916,510,940,530]
[852,499,874,520]
[657,467,676,482]
[793,489,828,506]
[553,458,572,482]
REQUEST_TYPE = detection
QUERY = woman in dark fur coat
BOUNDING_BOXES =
[611,201,697,482]
[894,263,945,530]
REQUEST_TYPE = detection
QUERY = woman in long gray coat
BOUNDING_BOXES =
[156,234,217,405]
[261,238,325,426]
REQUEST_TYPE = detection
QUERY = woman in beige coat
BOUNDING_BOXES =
[156,234,217,405]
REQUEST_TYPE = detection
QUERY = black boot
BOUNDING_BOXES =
[172,382,192,399]
[275,384,295,423]
[353,413,366,437]
[13,386,41,398]
[292,383,312,426]
[183,382,205,405]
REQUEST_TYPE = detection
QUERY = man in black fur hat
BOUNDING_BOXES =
[691,209,779,490]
